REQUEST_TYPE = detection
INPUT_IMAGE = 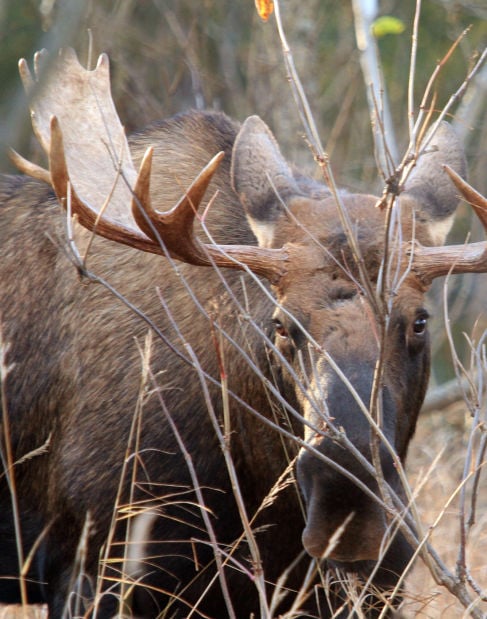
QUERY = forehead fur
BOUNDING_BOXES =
[272,191,438,294]
[272,194,385,287]
[275,194,385,245]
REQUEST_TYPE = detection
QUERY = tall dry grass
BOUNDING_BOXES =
[405,402,487,618]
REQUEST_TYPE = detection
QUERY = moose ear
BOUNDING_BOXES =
[231,115,299,248]
[402,122,467,245]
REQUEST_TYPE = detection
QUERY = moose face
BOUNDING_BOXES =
[261,192,431,562]
[228,116,465,564]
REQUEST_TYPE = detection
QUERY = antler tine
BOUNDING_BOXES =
[131,149,289,283]
[444,164,487,226]
[411,173,487,284]
[132,150,225,264]
[9,149,51,185]
[49,116,163,255]
[18,49,55,157]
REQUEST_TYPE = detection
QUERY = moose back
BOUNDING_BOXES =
[0,49,473,618]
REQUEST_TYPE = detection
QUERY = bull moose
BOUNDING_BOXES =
[1,48,486,618]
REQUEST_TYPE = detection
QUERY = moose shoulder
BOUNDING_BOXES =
[0,49,482,618]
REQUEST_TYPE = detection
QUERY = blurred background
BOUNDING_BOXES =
[1,0,486,383]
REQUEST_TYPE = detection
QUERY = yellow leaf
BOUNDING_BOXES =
[255,0,274,22]
[371,16,405,38]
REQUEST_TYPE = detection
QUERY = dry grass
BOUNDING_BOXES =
[1,400,485,618]
[0,607,46,619]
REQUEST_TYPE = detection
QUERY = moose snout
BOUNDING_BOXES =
[297,355,403,561]
[300,481,388,561]
[297,443,395,563]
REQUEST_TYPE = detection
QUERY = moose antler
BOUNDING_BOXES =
[14,48,288,283]
[412,167,487,284]
[14,49,487,289]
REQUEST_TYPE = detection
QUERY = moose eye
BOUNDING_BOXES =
[273,318,289,340]
[412,312,429,335]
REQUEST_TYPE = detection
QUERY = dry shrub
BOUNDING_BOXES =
[405,402,487,617]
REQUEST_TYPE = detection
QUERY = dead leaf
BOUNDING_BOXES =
[255,0,274,22]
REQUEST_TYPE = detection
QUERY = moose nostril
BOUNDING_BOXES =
[302,524,329,558]
[302,513,385,563]
[302,510,356,559]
